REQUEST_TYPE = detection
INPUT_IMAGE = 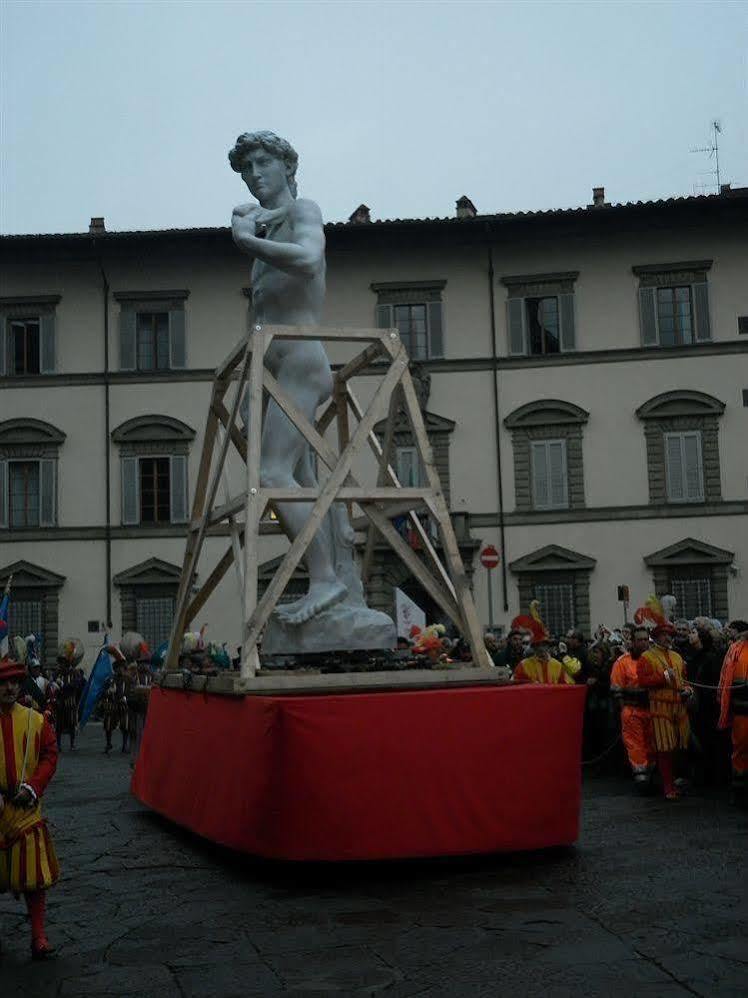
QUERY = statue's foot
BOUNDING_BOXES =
[274,581,347,626]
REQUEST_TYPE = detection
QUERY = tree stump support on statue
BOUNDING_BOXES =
[164,323,494,688]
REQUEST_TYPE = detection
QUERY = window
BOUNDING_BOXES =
[634,261,711,347]
[0,423,60,530]
[8,598,43,643]
[136,595,176,649]
[526,297,560,355]
[139,457,171,523]
[136,312,170,371]
[664,431,704,503]
[670,576,712,618]
[534,582,575,637]
[9,461,40,527]
[738,316,748,335]
[115,291,188,372]
[502,272,578,356]
[0,295,59,376]
[9,319,40,374]
[396,446,422,487]
[531,440,568,509]
[372,281,446,360]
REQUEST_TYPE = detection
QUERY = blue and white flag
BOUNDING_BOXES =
[78,639,114,727]
[0,588,9,658]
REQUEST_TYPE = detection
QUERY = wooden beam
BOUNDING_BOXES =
[212,399,247,461]
[241,331,267,679]
[362,382,401,584]
[184,536,243,624]
[256,323,386,342]
[335,341,384,384]
[215,335,249,379]
[243,347,409,651]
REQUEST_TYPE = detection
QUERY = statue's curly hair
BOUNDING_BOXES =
[228,130,298,198]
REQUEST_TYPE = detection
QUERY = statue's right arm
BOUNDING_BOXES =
[232,199,325,279]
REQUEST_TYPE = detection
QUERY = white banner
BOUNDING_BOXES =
[395,588,426,638]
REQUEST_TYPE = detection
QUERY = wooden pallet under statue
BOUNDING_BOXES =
[162,322,499,694]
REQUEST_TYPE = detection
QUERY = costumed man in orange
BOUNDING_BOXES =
[611,624,656,789]
[0,656,60,959]
[633,596,694,800]
[511,602,581,684]
[718,619,748,805]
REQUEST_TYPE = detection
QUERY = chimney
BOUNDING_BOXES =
[89,216,106,234]
[455,195,477,219]
[348,204,371,224]
[720,183,731,195]
[591,187,606,208]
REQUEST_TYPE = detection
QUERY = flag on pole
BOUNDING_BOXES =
[78,638,114,728]
[395,588,426,639]
[0,575,11,658]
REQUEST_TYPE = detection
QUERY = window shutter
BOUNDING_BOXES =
[559,293,576,351]
[119,309,137,370]
[376,304,392,329]
[638,287,658,346]
[0,319,6,377]
[692,282,711,341]
[531,442,550,508]
[665,434,685,501]
[122,457,139,525]
[40,459,56,526]
[548,440,568,507]
[169,309,186,368]
[169,455,188,523]
[40,314,56,373]
[507,297,525,355]
[683,432,704,501]
[427,301,444,358]
[0,459,7,527]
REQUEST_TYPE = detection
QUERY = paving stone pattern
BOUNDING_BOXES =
[1,725,745,997]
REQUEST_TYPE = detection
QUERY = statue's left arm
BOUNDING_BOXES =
[232,199,325,278]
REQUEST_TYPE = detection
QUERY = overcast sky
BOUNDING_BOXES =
[1,0,746,235]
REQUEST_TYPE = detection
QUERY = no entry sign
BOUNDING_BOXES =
[480,545,500,570]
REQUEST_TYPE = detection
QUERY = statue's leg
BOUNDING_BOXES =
[261,377,347,624]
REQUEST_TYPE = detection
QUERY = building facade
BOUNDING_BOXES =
[1,188,747,664]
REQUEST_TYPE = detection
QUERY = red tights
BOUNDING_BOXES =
[657,752,675,797]
[24,890,48,945]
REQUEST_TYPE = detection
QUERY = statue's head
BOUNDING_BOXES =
[228,130,298,199]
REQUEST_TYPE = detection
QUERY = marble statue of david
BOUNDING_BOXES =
[229,131,394,650]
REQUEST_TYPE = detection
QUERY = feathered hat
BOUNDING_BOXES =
[0,656,27,681]
[634,594,676,635]
[511,600,551,646]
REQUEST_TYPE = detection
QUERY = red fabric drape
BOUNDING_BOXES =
[131,684,585,861]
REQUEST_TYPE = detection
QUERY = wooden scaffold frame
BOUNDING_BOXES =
[164,322,494,689]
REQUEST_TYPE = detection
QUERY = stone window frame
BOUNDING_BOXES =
[500,271,579,357]
[373,410,456,505]
[509,544,596,638]
[0,294,61,377]
[113,557,182,644]
[0,418,66,529]
[636,390,725,506]
[632,260,712,347]
[372,280,446,360]
[114,289,189,373]
[644,537,733,621]
[504,399,589,513]
[0,559,65,669]
[112,415,195,527]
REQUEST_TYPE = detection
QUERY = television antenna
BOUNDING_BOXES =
[690,120,722,193]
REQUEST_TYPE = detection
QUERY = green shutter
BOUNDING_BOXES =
[639,287,658,346]
[119,309,137,370]
[376,304,392,329]
[559,293,576,351]
[122,457,139,525]
[169,455,188,523]
[40,459,56,526]
[427,301,444,357]
[169,309,186,368]
[692,282,711,341]
[0,319,6,376]
[40,314,56,373]
[0,459,7,527]
[507,297,525,355]
[665,434,684,501]
[531,441,549,508]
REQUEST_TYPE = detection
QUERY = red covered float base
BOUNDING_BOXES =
[131,684,585,861]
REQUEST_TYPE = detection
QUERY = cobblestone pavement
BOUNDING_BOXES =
[1,724,746,997]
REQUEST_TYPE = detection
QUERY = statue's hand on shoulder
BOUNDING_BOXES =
[232,203,290,245]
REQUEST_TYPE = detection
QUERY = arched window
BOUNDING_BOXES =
[112,416,195,526]
[0,419,65,529]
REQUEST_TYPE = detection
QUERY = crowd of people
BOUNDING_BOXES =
[482,598,748,805]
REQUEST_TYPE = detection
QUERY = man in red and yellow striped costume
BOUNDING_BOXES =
[718,620,748,805]
[636,623,693,800]
[0,656,60,959]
